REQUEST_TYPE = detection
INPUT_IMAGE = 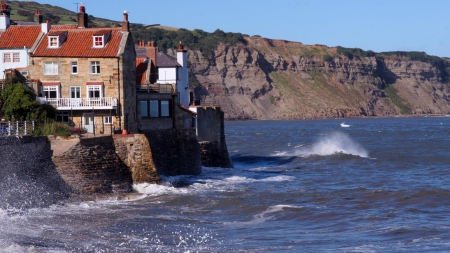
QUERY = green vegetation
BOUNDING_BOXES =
[336,46,375,59]
[322,54,333,62]
[131,26,247,59]
[32,120,73,137]
[1,77,56,121]
[384,85,411,114]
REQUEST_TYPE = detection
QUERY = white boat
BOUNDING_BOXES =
[340,122,351,128]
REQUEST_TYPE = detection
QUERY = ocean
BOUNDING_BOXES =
[1,117,450,252]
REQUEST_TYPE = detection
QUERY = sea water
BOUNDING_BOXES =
[1,117,450,252]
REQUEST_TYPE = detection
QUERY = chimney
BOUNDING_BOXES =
[41,19,50,34]
[145,41,157,67]
[177,41,189,107]
[0,2,10,31]
[122,10,129,32]
[0,2,10,17]
[34,10,43,23]
[77,2,88,28]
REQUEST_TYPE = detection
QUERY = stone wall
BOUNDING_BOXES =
[52,136,133,194]
[0,136,71,209]
[143,129,202,176]
[196,106,233,168]
[112,134,160,184]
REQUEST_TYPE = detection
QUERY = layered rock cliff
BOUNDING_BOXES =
[170,37,450,120]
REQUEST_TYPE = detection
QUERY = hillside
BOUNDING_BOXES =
[7,1,450,120]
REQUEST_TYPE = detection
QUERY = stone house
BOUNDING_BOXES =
[0,4,43,84]
[27,4,137,134]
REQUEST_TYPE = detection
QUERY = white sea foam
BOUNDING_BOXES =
[224,204,303,227]
[299,131,369,158]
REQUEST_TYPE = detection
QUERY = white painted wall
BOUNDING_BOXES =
[0,48,29,78]
[177,50,189,107]
[157,67,177,84]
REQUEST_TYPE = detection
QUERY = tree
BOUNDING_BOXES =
[1,81,56,121]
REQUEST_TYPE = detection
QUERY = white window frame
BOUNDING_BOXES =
[43,62,58,75]
[93,36,104,48]
[12,53,19,63]
[3,53,11,63]
[90,61,100,74]
[42,85,60,99]
[87,85,103,99]
[48,36,59,48]
[70,86,81,98]
[71,61,78,74]
[104,116,113,125]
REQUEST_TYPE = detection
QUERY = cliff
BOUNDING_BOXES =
[173,37,450,120]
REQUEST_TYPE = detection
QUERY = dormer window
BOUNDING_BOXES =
[92,30,111,48]
[93,36,104,48]
[47,31,68,49]
[49,37,58,48]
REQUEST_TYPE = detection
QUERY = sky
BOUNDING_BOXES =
[24,0,450,58]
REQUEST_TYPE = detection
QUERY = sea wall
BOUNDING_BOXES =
[52,136,134,194]
[196,106,233,168]
[0,136,71,209]
[143,129,202,176]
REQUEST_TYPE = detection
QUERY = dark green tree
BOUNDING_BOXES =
[1,81,56,121]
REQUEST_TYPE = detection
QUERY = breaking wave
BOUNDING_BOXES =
[297,131,369,158]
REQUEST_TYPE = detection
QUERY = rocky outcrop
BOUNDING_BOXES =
[170,37,450,119]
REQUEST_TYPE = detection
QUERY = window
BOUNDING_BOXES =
[161,101,170,117]
[70,86,80,98]
[42,86,59,99]
[93,36,104,47]
[104,116,113,125]
[43,62,58,75]
[49,37,58,48]
[150,100,159,117]
[90,61,100,74]
[87,85,102,99]
[71,62,78,74]
[12,53,19,63]
[3,53,10,63]
[56,111,69,123]
[140,101,148,117]
[3,53,20,63]
[140,100,171,118]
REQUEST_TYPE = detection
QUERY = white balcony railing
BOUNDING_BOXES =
[38,97,118,110]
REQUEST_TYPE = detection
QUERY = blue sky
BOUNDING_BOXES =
[28,0,450,58]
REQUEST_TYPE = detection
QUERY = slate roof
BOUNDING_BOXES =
[0,25,41,48]
[33,27,125,58]
[156,52,180,67]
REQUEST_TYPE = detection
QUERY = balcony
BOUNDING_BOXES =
[37,97,118,110]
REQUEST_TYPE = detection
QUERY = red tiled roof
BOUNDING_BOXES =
[50,25,77,30]
[86,81,103,85]
[33,27,124,57]
[136,58,148,84]
[93,30,111,36]
[0,26,41,48]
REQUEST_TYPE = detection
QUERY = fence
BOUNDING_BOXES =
[0,121,35,136]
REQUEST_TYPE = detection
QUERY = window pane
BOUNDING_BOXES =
[104,116,112,124]
[3,53,11,63]
[150,100,159,117]
[90,61,100,74]
[70,86,80,98]
[140,101,148,117]
[12,53,19,63]
[44,62,58,75]
[71,62,78,74]
[161,100,170,117]
[87,85,102,98]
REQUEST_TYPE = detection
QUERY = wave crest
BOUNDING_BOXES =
[300,131,368,158]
